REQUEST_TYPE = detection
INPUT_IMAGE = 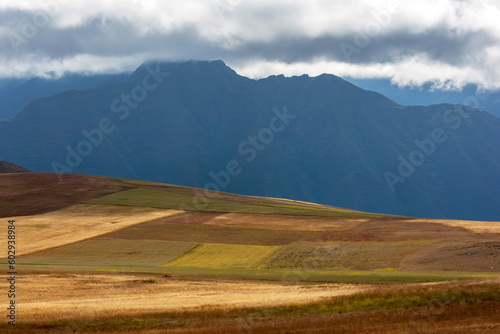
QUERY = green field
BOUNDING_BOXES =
[20,239,197,267]
[12,261,499,284]
[162,243,281,269]
[86,188,394,219]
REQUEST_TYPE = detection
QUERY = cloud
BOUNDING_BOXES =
[0,0,499,90]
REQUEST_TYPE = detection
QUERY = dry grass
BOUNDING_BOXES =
[1,273,498,333]
[203,213,366,231]
[2,272,365,323]
[404,218,500,234]
[0,205,183,257]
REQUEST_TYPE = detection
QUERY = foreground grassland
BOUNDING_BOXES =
[1,272,498,333]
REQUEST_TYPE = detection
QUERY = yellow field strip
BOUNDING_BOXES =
[1,204,184,257]
[162,243,282,269]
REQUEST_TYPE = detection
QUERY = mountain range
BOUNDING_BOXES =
[0,73,129,120]
[347,78,500,118]
[1,60,499,221]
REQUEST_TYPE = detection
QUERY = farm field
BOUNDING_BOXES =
[0,173,132,218]
[0,272,498,333]
[1,173,499,333]
[203,212,367,231]
[162,243,281,269]
[99,220,324,245]
[0,204,183,256]
[86,188,392,219]
[264,240,434,270]
[19,239,197,267]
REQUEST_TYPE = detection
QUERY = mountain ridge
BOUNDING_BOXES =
[0,160,30,174]
[1,60,500,220]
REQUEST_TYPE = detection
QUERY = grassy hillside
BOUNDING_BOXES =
[0,173,499,284]
[1,173,499,333]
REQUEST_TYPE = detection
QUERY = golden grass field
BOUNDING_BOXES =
[0,204,183,256]
[0,272,498,333]
[4,272,366,322]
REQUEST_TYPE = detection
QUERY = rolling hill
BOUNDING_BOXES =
[1,173,499,281]
[1,60,500,220]
[1,172,499,333]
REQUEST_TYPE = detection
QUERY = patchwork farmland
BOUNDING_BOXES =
[0,173,499,333]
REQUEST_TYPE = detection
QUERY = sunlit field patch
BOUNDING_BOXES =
[162,243,281,269]
[1,204,183,256]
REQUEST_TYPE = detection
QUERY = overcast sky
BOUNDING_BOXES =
[1,0,500,90]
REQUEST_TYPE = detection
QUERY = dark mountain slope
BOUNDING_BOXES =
[0,73,129,120]
[346,78,500,118]
[0,160,30,173]
[0,60,499,220]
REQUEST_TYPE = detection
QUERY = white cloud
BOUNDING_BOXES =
[0,0,499,90]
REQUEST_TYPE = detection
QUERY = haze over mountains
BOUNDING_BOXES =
[0,73,129,120]
[1,60,500,221]
[348,78,500,118]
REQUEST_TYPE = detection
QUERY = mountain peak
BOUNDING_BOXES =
[0,160,30,174]
[130,59,236,82]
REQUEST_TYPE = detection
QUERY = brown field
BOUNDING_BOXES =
[401,240,500,272]
[0,173,132,218]
[264,240,433,270]
[308,219,474,242]
[100,221,323,246]
[1,272,498,333]
[203,213,366,231]
[1,205,183,256]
